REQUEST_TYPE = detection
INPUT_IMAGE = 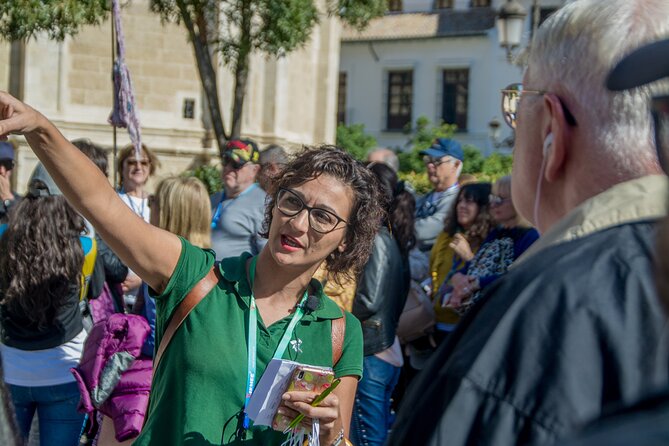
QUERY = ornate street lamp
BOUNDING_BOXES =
[496,0,528,63]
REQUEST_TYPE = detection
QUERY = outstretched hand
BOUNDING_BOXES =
[0,91,45,139]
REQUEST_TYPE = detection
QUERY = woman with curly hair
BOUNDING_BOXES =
[0,166,90,446]
[0,90,383,446]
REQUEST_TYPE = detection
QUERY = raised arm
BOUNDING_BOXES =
[0,91,180,292]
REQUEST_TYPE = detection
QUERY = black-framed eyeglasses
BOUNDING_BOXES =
[501,83,578,130]
[423,156,453,167]
[0,159,14,171]
[652,95,669,174]
[276,188,348,234]
[489,194,510,206]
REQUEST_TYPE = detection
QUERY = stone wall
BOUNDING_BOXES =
[10,0,340,193]
[0,42,9,91]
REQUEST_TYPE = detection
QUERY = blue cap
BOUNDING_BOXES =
[419,138,464,161]
[0,142,14,161]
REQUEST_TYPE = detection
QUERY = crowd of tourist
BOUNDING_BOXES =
[0,0,669,445]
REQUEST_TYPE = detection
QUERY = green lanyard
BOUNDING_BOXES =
[243,256,308,429]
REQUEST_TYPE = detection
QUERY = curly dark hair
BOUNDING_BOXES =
[0,195,85,328]
[261,145,384,280]
[368,162,415,256]
[444,182,494,251]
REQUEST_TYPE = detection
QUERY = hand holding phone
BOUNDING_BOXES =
[282,378,341,433]
[272,366,334,432]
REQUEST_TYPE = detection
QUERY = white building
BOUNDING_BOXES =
[338,0,565,155]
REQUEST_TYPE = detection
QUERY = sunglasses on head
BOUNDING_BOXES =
[489,194,509,206]
[0,159,14,171]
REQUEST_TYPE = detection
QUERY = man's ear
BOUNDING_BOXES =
[541,93,572,183]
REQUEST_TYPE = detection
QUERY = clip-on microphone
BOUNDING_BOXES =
[303,295,320,313]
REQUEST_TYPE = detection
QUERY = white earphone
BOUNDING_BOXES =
[543,133,554,156]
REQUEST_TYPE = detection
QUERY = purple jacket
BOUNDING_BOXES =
[71,313,152,442]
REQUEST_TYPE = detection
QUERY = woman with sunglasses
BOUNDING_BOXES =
[115,144,160,309]
[0,90,381,446]
[446,176,539,314]
[116,143,159,223]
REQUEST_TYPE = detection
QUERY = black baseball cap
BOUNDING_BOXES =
[607,38,669,91]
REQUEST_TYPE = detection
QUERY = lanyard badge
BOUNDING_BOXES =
[242,256,309,429]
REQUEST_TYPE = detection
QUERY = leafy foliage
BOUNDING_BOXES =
[182,163,223,195]
[397,117,457,174]
[150,0,386,141]
[0,0,109,41]
[398,170,432,195]
[394,116,513,193]
[330,0,387,30]
[335,123,377,161]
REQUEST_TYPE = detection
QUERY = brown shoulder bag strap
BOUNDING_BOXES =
[154,265,220,370]
[331,308,346,366]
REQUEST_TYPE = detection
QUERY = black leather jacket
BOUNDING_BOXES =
[88,234,128,298]
[352,227,411,356]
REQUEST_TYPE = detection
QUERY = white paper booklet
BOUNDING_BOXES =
[245,358,333,427]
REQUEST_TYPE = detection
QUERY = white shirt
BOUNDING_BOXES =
[1,330,86,386]
[118,192,151,223]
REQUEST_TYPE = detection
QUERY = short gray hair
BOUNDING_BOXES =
[529,0,669,175]
[367,147,400,172]
[259,144,289,166]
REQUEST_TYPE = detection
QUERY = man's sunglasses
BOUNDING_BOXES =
[222,151,248,170]
[0,159,14,171]
[501,83,578,129]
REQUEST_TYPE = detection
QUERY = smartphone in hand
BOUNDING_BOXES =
[272,366,334,432]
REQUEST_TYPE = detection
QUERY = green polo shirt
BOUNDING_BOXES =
[134,238,363,446]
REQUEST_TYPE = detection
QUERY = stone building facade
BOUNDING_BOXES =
[0,0,341,193]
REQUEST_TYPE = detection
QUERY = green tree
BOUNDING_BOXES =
[151,0,386,151]
[1,0,386,154]
[182,163,223,195]
[0,1,109,41]
[397,116,458,173]
[395,115,513,193]
[335,123,377,161]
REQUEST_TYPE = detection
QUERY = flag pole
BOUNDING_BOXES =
[111,6,118,191]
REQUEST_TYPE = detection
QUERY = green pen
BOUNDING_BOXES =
[283,378,342,433]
